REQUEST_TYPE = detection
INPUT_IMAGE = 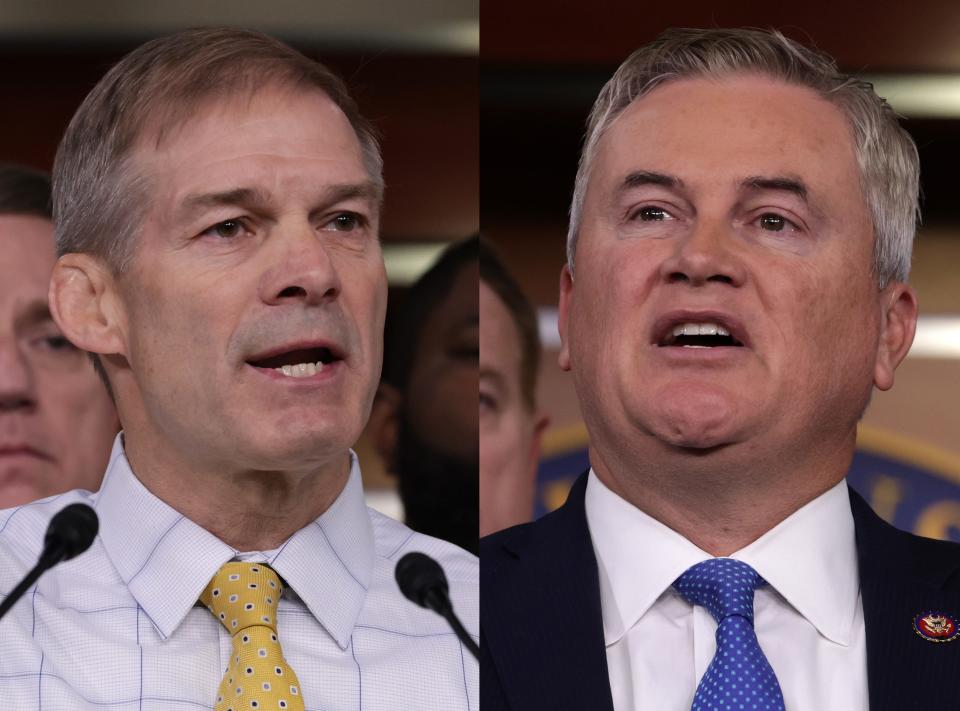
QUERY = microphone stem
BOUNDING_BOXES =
[0,561,46,622]
[433,601,480,660]
[0,546,62,622]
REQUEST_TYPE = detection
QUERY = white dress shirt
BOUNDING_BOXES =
[0,435,478,710]
[585,471,867,711]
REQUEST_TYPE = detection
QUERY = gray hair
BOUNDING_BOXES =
[567,28,920,288]
[53,26,383,272]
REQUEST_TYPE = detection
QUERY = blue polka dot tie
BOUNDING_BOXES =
[674,558,786,711]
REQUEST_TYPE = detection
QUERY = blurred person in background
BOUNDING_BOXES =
[371,236,479,553]
[0,163,117,508]
[479,238,548,535]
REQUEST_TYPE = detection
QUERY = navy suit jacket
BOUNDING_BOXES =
[481,472,960,710]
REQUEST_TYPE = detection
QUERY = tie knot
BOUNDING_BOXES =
[200,562,282,634]
[674,558,765,624]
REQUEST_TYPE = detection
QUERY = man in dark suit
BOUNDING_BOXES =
[482,28,960,710]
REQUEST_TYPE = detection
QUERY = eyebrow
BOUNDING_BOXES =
[741,175,809,202]
[176,181,384,222]
[620,170,683,192]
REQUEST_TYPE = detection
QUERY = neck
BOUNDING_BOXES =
[590,434,854,556]
[122,432,351,551]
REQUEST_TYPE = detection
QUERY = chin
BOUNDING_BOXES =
[640,388,743,451]
[238,423,356,470]
[656,428,736,452]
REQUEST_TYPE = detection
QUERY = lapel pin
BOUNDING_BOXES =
[913,611,960,643]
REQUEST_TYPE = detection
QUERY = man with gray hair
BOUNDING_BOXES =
[0,28,477,709]
[482,28,959,710]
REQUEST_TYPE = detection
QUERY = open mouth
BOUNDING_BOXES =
[247,346,342,378]
[657,321,743,348]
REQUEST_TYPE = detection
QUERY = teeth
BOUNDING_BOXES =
[274,361,325,378]
[671,322,729,337]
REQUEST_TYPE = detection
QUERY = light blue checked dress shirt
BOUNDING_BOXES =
[0,435,478,710]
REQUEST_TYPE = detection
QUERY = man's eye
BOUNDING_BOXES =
[636,206,670,221]
[202,219,246,239]
[758,213,790,232]
[326,212,365,232]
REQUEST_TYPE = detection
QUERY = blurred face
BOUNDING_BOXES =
[0,215,117,506]
[110,86,386,474]
[561,75,901,469]
[404,260,480,460]
[479,280,541,536]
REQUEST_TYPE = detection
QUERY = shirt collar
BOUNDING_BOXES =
[585,470,711,646]
[734,478,858,646]
[268,453,374,650]
[585,470,859,647]
[97,434,374,649]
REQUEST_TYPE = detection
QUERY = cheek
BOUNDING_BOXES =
[765,260,879,385]
[344,260,387,319]
[129,278,226,371]
[568,257,652,400]
[569,273,616,365]
[480,412,530,475]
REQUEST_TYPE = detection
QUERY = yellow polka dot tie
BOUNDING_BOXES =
[200,562,305,711]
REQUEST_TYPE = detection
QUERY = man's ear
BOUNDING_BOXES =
[368,382,402,474]
[874,282,918,391]
[558,264,574,372]
[48,253,127,357]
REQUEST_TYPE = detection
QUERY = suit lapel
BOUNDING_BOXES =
[850,486,960,710]
[482,472,614,711]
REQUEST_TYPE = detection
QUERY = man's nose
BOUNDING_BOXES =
[260,222,343,306]
[658,218,747,287]
[0,337,36,413]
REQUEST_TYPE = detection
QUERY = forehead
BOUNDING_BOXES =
[589,74,861,200]
[133,85,369,203]
[0,215,56,300]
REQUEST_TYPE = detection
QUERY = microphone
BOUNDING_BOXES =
[0,503,99,622]
[395,551,479,660]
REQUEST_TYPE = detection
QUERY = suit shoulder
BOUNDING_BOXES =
[480,519,538,562]
[894,526,960,587]
[855,495,960,590]
[480,492,587,560]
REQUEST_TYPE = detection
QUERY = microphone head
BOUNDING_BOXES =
[44,503,99,563]
[395,551,449,610]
